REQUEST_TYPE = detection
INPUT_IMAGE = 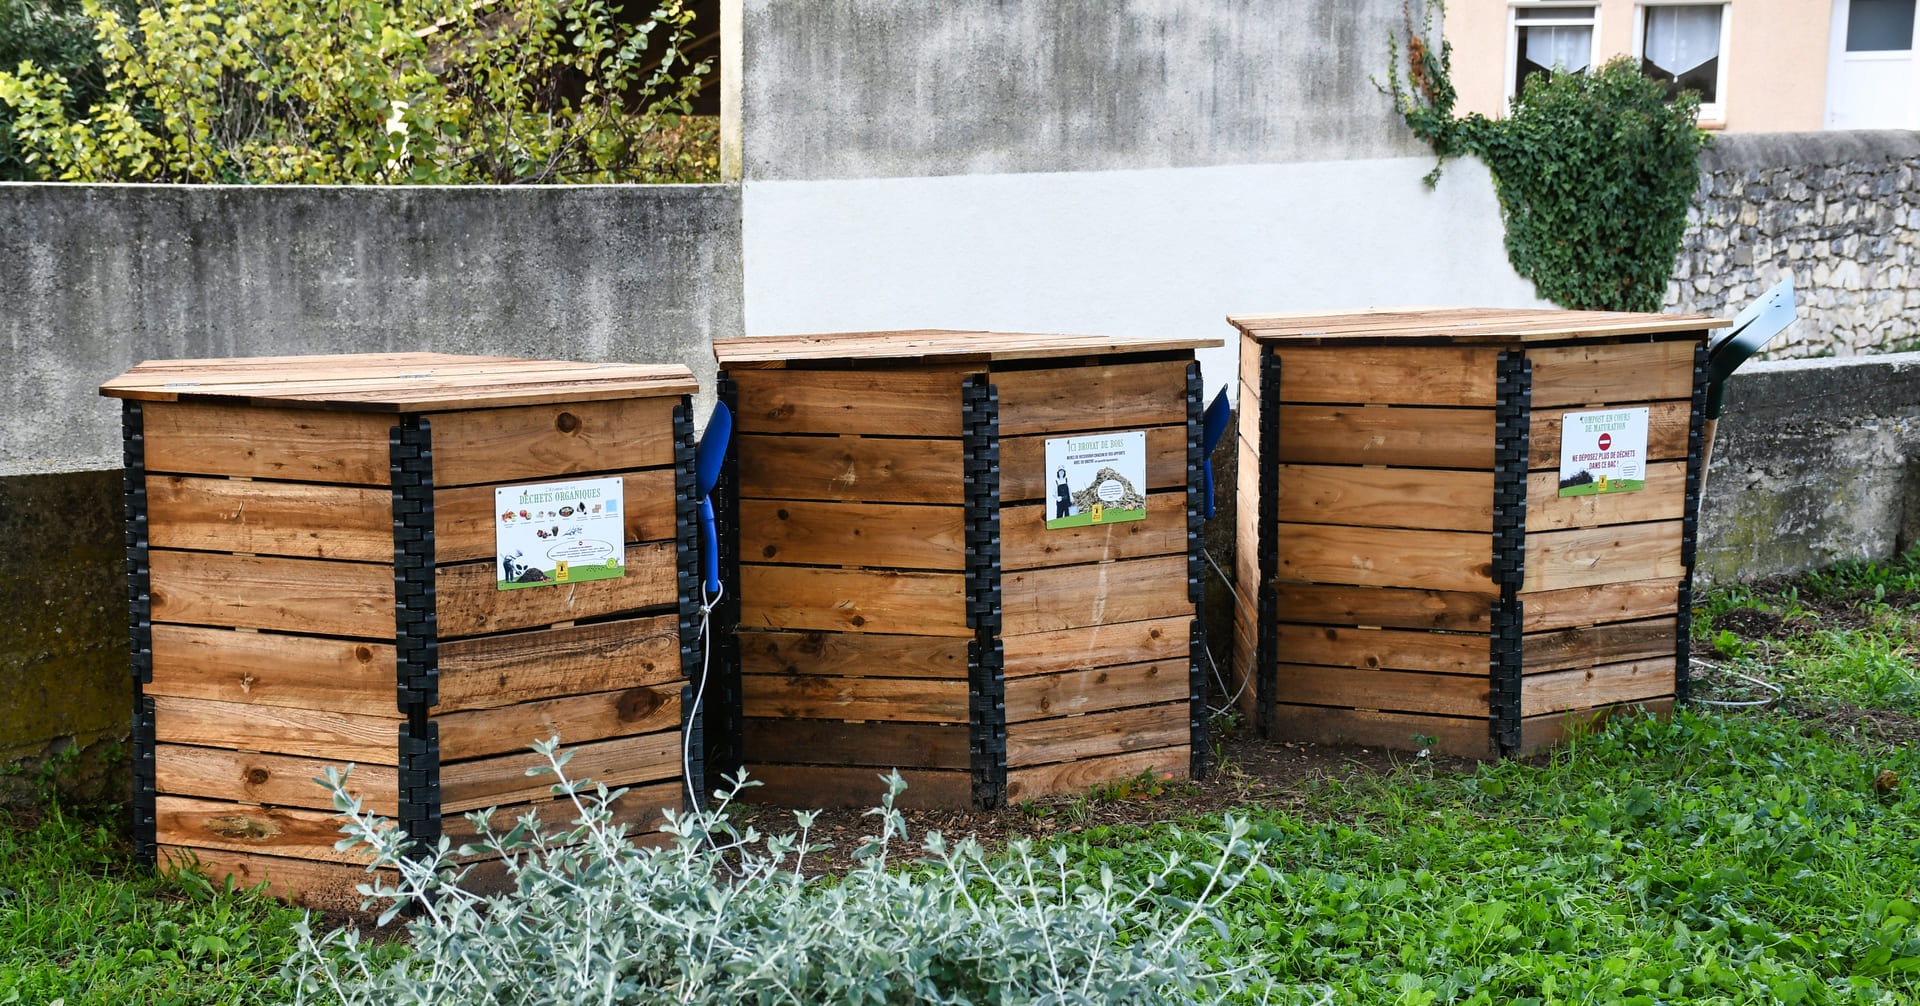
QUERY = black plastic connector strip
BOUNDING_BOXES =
[1184,361,1206,605]
[1254,348,1282,738]
[398,722,440,857]
[1490,351,1533,754]
[710,374,744,783]
[1490,597,1525,752]
[1677,340,1711,703]
[671,400,705,808]
[124,402,156,864]
[389,417,440,857]
[1188,619,1210,779]
[962,376,1007,809]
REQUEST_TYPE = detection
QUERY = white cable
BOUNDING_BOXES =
[683,578,723,802]
[1687,656,1784,707]
[1198,547,1253,716]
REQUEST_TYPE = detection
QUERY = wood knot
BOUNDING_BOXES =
[204,815,278,840]
[355,645,374,663]
[763,545,779,558]
[848,615,866,627]
[776,509,790,520]
[1148,628,1161,639]
[246,768,270,785]
[617,687,666,723]
[554,412,580,433]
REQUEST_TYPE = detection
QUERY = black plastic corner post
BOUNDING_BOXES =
[709,374,744,787]
[1183,361,1210,779]
[1254,348,1282,739]
[671,399,706,809]
[1490,351,1534,755]
[124,401,157,866]
[390,416,441,859]
[1677,339,1711,703]
[961,376,1007,809]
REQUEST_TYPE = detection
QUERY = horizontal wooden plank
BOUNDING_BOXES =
[1006,747,1191,803]
[1523,617,1678,674]
[1527,462,1689,530]
[733,368,962,436]
[1516,698,1675,756]
[1271,583,1494,632]
[1274,625,1488,675]
[436,469,676,564]
[740,674,968,723]
[1001,426,1186,501]
[738,435,963,504]
[105,354,695,410]
[1528,341,1699,407]
[1276,346,1501,406]
[442,781,682,847]
[1005,660,1188,723]
[738,565,969,636]
[154,745,398,815]
[994,360,1189,436]
[150,551,393,637]
[152,695,398,764]
[738,630,968,680]
[714,330,1214,366]
[1231,307,1720,344]
[1001,492,1189,570]
[1521,657,1675,717]
[1267,704,1495,759]
[438,685,682,761]
[1271,663,1490,718]
[1006,704,1188,767]
[140,402,393,484]
[435,541,678,638]
[146,477,390,561]
[1001,616,1192,678]
[1531,400,1693,467]
[1001,554,1194,635]
[437,614,685,712]
[159,846,393,911]
[156,796,368,865]
[741,500,965,570]
[440,732,682,813]
[1522,579,1683,633]
[429,396,680,488]
[1276,523,1495,593]
[1521,521,1686,593]
[742,720,970,770]
[147,625,398,716]
[1279,465,1492,532]
[736,765,971,810]
[1275,406,1494,469]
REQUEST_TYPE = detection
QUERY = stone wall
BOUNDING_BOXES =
[1665,131,1920,359]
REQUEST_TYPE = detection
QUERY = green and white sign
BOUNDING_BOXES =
[1558,407,1650,497]
[495,476,624,589]
[1044,430,1147,530]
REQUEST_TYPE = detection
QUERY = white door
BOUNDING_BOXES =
[1827,0,1920,129]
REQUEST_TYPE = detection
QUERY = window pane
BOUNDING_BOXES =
[1515,24,1593,93]
[1642,5,1722,102]
[1515,6,1596,20]
[1847,0,1916,51]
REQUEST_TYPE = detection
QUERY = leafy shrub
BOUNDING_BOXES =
[0,0,712,183]
[0,0,133,179]
[283,740,1272,1005]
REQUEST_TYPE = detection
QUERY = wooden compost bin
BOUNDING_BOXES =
[1227,308,1728,759]
[710,330,1219,809]
[101,354,703,908]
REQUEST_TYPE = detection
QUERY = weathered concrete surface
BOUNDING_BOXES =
[738,0,1430,181]
[0,182,743,475]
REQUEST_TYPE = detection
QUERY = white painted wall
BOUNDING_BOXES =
[742,156,1547,399]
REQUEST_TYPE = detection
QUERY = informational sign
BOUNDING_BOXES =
[495,476,625,589]
[1043,430,1147,529]
[1558,407,1650,497]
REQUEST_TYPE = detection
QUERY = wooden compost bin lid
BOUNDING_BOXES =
[99,352,698,411]
[1228,307,1727,345]
[713,329,1222,366]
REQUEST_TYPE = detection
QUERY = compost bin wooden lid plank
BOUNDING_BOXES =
[712,329,1221,366]
[100,353,699,411]
[1228,307,1729,345]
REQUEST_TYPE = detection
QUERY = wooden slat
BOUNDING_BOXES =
[436,469,676,563]
[741,675,967,723]
[441,781,682,847]
[743,721,969,770]
[1523,617,1678,674]
[152,695,398,763]
[738,630,968,680]
[1276,524,1494,593]
[1517,698,1675,756]
[159,847,393,911]
[435,541,678,638]
[1528,341,1700,407]
[740,500,965,570]
[1230,307,1719,344]
[733,368,961,436]
[1001,555,1194,635]
[1001,492,1188,569]
[147,625,398,716]
[150,551,393,637]
[1279,465,1492,532]
[1271,583,1493,632]
[147,477,389,561]
[737,765,970,809]
[1276,406,1493,468]
[1521,521,1686,593]
[1521,657,1675,717]
[1522,579,1682,633]
[738,565,969,636]
[738,435,963,504]
[1274,625,1488,675]
[103,354,695,409]
[1007,704,1188,767]
[1267,704,1495,759]
[140,402,393,484]
[1000,426,1186,501]
[1004,660,1187,722]
[154,745,398,815]
[157,796,369,864]
[994,360,1188,436]
[713,330,1216,366]
[437,614,684,712]
[1527,462,1688,530]
[437,686,682,761]
[440,732,681,813]
[1002,616,1192,678]
[1271,664,1489,718]
[1532,401,1693,467]
[1276,347,1500,406]
[1007,747,1191,803]
[430,396,680,487]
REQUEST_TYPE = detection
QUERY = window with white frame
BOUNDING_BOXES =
[1509,4,1600,100]
[1635,3,1731,121]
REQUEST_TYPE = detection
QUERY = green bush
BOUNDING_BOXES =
[283,741,1272,1005]
[0,0,133,179]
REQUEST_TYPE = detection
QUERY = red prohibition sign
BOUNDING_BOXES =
[1598,433,1613,451]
